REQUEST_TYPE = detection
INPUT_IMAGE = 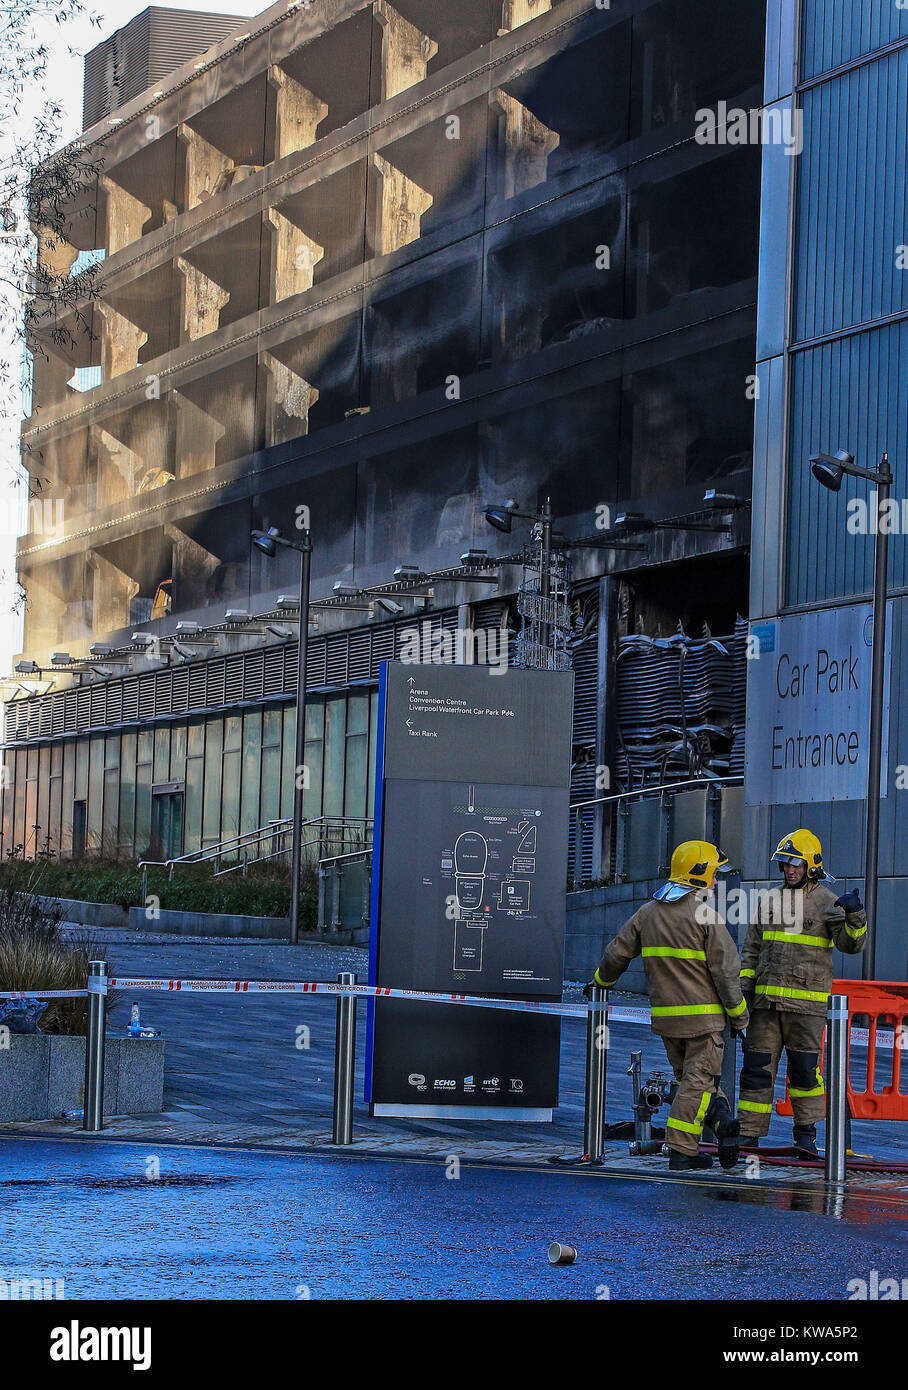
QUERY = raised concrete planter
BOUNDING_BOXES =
[127,906,368,944]
[33,895,128,929]
[0,1035,164,1122]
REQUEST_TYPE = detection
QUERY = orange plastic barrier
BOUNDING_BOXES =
[773,980,908,1122]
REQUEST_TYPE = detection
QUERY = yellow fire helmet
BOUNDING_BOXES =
[771,829,833,882]
[653,840,732,902]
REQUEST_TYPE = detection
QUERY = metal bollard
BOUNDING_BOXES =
[824,993,848,1184]
[332,971,356,1145]
[583,985,608,1160]
[83,960,108,1132]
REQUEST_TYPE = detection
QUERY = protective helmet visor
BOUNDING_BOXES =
[773,851,807,868]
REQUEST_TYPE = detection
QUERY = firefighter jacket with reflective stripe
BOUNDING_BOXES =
[739,880,867,1016]
[594,892,749,1039]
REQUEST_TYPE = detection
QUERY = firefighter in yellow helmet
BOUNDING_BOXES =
[737,829,867,1156]
[585,841,749,1172]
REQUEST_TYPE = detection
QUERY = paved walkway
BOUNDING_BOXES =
[4,928,905,1186]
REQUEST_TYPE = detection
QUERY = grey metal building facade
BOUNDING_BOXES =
[746,0,908,979]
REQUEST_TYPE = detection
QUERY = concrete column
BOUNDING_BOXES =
[262,351,320,445]
[500,0,551,32]
[374,3,438,102]
[268,65,329,160]
[176,256,230,342]
[172,389,226,477]
[493,90,559,198]
[371,154,433,256]
[85,549,139,639]
[165,523,221,611]
[95,301,148,379]
[101,177,151,256]
[178,123,234,210]
[90,425,139,506]
[265,207,324,301]
[21,569,69,660]
[29,346,74,412]
[34,226,78,278]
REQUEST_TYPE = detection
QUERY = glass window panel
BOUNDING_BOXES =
[220,750,241,852]
[102,768,119,858]
[203,718,223,848]
[61,742,74,856]
[75,738,88,800]
[138,729,154,766]
[188,719,205,759]
[302,736,324,821]
[87,737,104,854]
[104,734,120,770]
[135,761,152,860]
[240,710,262,838]
[185,754,204,855]
[367,688,379,819]
[36,746,50,856]
[263,707,282,748]
[119,732,136,858]
[153,727,171,784]
[261,744,282,829]
[13,749,26,853]
[347,690,368,735]
[323,696,346,818]
[344,733,367,821]
[224,713,242,753]
[170,722,187,780]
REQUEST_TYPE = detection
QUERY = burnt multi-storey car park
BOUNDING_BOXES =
[4,0,762,877]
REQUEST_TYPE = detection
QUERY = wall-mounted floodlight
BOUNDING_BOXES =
[703,489,748,511]
[483,500,520,534]
[51,653,72,665]
[175,621,201,635]
[89,643,113,656]
[332,583,361,597]
[251,526,281,557]
[371,596,404,616]
[460,549,492,566]
[276,595,299,610]
[809,449,855,493]
[131,633,155,647]
[393,564,425,582]
[14,660,41,674]
[613,511,656,533]
[225,609,252,623]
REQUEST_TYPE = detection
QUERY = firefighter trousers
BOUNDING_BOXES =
[661,1032,728,1156]
[738,1005,826,1136]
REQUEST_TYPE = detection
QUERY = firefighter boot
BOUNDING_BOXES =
[668,1151,714,1172]
[793,1123,819,1157]
[706,1095,741,1170]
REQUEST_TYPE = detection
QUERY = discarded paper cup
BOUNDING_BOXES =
[548,1242,577,1266]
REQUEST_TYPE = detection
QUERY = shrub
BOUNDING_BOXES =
[0,862,109,1035]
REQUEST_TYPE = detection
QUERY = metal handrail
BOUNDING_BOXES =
[569,774,743,813]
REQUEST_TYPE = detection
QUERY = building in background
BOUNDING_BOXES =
[3,0,763,926]
[743,0,908,981]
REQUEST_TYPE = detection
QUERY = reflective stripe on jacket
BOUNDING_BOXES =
[739,880,867,1016]
[594,892,749,1039]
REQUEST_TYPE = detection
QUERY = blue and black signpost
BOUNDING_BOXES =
[365,661,574,1120]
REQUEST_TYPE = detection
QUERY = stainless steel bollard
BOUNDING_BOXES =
[824,993,848,1184]
[83,960,108,1132]
[583,985,608,1160]
[332,971,356,1145]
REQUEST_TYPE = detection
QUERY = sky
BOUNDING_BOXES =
[0,0,254,685]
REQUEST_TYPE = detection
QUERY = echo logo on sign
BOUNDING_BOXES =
[50,1322,151,1371]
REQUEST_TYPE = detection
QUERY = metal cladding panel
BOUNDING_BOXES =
[784,321,908,606]
[82,7,248,128]
[794,52,908,343]
[800,0,908,80]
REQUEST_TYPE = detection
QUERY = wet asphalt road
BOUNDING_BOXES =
[2,1135,906,1300]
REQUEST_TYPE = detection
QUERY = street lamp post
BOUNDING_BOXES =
[252,525,312,944]
[810,449,893,979]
